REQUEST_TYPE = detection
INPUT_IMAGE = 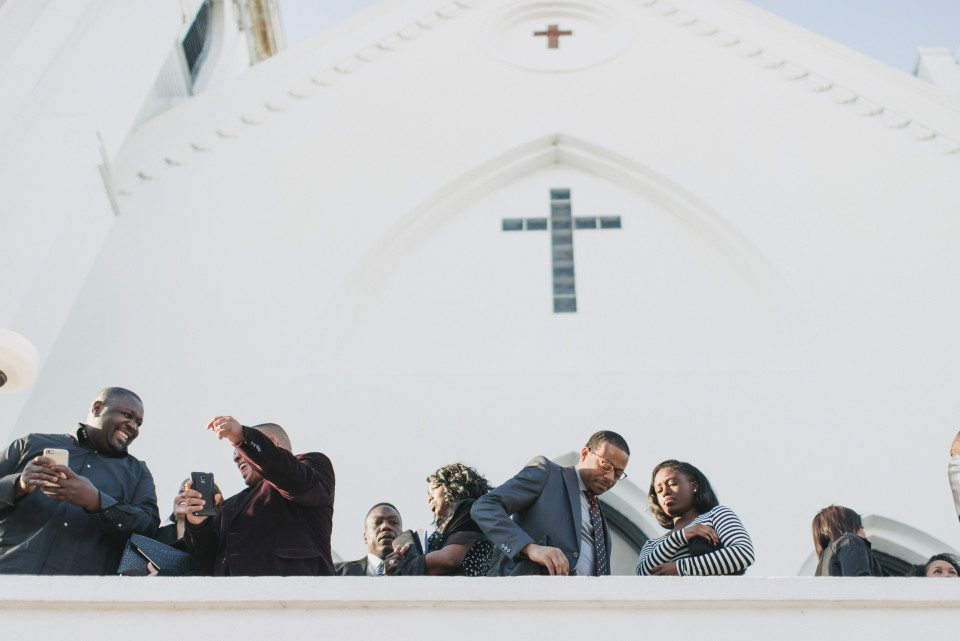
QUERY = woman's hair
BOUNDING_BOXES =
[811,505,863,558]
[911,553,960,577]
[427,463,493,503]
[647,460,719,529]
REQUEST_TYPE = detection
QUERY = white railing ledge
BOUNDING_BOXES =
[1,575,959,609]
[4,577,960,641]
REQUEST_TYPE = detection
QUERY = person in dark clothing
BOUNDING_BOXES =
[155,478,190,546]
[812,505,886,577]
[0,387,159,575]
[472,431,629,576]
[385,463,495,576]
[335,502,402,576]
[182,416,335,576]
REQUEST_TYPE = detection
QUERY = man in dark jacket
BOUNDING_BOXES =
[183,416,335,576]
[0,387,158,574]
[471,430,629,576]
[335,502,402,576]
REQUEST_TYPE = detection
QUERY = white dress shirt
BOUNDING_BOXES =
[574,472,596,577]
[366,552,385,576]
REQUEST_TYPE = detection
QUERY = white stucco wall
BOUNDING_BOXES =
[4,0,960,575]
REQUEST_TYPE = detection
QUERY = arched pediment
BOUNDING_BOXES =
[324,132,816,372]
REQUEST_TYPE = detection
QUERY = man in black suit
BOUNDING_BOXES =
[182,416,335,576]
[472,430,629,576]
[335,502,402,576]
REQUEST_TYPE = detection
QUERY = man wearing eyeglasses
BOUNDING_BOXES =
[472,430,629,576]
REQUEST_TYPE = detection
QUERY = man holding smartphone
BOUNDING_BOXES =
[182,416,335,576]
[0,387,160,574]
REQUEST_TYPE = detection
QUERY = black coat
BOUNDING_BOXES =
[815,533,886,577]
[185,427,335,576]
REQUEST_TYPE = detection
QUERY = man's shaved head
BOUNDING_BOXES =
[94,387,143,407]
[252,423,291,451]
[86,387,144,455]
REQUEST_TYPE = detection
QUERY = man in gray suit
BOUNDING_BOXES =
[335,502,402,576]
[472,430,630,576]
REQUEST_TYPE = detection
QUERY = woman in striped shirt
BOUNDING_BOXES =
[635,459,755,576]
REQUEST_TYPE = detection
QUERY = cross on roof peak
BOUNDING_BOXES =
[534,24,573,49]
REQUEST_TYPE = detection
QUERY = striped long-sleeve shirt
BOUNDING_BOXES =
[635,505,755,576]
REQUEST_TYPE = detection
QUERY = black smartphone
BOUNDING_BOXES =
[190,471,217,517]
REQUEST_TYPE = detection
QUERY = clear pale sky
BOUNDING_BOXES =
[276,0,960,74]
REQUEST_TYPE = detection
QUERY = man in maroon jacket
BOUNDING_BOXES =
[182,416,335,576]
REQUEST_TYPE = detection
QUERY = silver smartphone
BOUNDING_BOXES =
[42,448,69,467]
[42,448,69,483]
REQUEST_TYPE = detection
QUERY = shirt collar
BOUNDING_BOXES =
[71,423,91,447]
[72,423,127,458]
[576,468,588,494]
[366,552,385,576]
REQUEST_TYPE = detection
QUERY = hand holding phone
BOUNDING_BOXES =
[190,472,217,517]
[43,449,70,482]
[17,450,68,497]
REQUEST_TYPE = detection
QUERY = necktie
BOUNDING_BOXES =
[585,491,609,576]
[376,560,385,576]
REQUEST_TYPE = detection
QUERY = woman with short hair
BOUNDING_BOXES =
[385,462,495,576]
[912,554,960,577]
[812,505,886,576]
[635,459,754,576]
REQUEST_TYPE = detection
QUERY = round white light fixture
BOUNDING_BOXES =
[0,329,40,393]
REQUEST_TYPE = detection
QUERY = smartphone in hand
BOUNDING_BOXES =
[42,448,69,482]
[43,448,69,467]
[190,471,217,517]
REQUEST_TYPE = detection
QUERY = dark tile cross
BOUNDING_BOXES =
[502,189,622,313]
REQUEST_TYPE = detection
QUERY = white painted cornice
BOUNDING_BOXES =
[113,0,960,195]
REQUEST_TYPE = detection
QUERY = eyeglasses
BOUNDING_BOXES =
[590,449,627,480]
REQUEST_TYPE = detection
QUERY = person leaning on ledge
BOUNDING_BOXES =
[0,387,159,575]
[472,430,629,576]
[336,502,402,576]
[182,416,335,576]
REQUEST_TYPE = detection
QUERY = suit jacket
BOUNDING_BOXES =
[185,427,335,576]
[335,557,369,576]
[471,456,611,576]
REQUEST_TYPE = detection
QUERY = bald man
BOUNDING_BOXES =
[183,416,335,576]
[0,387,159,574]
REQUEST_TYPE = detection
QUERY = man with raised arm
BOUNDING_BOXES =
[0,387,159,574]
[182,416,335,576]
[335,502,402,576]
[471,430,629,576]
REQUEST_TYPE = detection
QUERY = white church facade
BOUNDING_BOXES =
[2,0,960,634]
